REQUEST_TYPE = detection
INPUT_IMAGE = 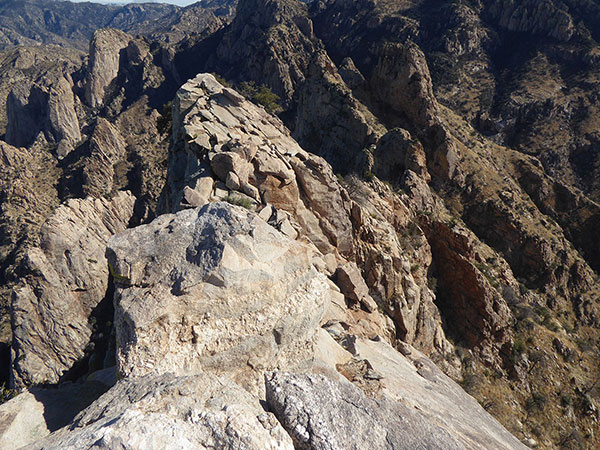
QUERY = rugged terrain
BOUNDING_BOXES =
[0,0,235,50]
[0,0,599,448]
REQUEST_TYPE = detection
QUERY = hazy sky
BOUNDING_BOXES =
[67,0,198,6]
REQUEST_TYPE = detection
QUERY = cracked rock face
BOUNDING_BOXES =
[347,339,528,450]
[487,0,575,41]
[82,118,126,198]
[6,74,81,158]
[84,28,131,109]
[211,0,318,106]
[106,202,333,393]
[26,372,294,450]
[265,371,466,450]
[166,73,354,257]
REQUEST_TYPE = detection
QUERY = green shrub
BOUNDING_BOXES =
[157,101,173,135]
[0,384,18,405]
[224,195,254,210]
[212,73,231,87]
[575,338,594,353]
[460,369,481,393]
[238,81,257,98]
[254,85,281,113]
[518,283,529,295]
[513,339,526,355]
[525,391,547,412]
[561,393,573,407]
[427,276,438,294]
[534,305,551,322]
[238,81,281,114]
[559,429,584,449]
[363,170,375,181]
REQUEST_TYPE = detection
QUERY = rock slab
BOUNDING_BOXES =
[265,371,466,450]
[25,372,293,450]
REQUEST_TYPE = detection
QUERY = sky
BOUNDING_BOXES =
[67,0,198,6]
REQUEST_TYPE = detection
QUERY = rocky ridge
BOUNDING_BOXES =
[6,201,525,449]
[163,73,447,356]
[0,0,600,448]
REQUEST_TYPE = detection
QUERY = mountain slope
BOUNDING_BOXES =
[0,0,235,50]
[0,0,600,448]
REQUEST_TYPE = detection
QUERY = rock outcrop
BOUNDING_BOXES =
[422,219,514,350]
[0,372,113,449]
[84,28,131,109]
[293,51,385,173]
[372,127,430,185]
[0,45,84,136]
[6,74,81,158]
[486,0,575,41]
[164,74,457,358]
[165,73,354,257]
[0,141,61,347]
[210,0,319,105]
[82,118,126,198]
[10,192,136,387]
[341,338,529,450]
[265,372,465,450]
[106,202,331,392]
[344,177,452,356]
[371,41,440,130]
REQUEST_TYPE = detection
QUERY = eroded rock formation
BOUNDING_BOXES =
[11,192,135,387]
[14,202,524,450]
[84,28,131,109]
[2,0,600,447]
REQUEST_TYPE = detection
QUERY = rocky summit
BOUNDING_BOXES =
[1,0,600,449]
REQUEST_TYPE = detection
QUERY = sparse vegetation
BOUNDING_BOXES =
[460,370,479,393]
[525,391,547,413]
[223,194,254,210]
[0,383,18,405]
[212,73,231,87]
[157,101,173,136]
[474,261,500,289]
[363,169,375,181]
[427,276,438,294]
[238,81,281,114]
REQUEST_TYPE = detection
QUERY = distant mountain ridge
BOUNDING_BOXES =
[0,0,235,49]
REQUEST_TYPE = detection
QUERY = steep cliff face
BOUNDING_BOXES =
[207,0,319,106]
[84,29,131,110]
[0,142,60,351]
[11,193,135,387]
[6,75,81,158]
[293,51,385,173]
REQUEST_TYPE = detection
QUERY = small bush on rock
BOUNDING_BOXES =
[0,383,18,405]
